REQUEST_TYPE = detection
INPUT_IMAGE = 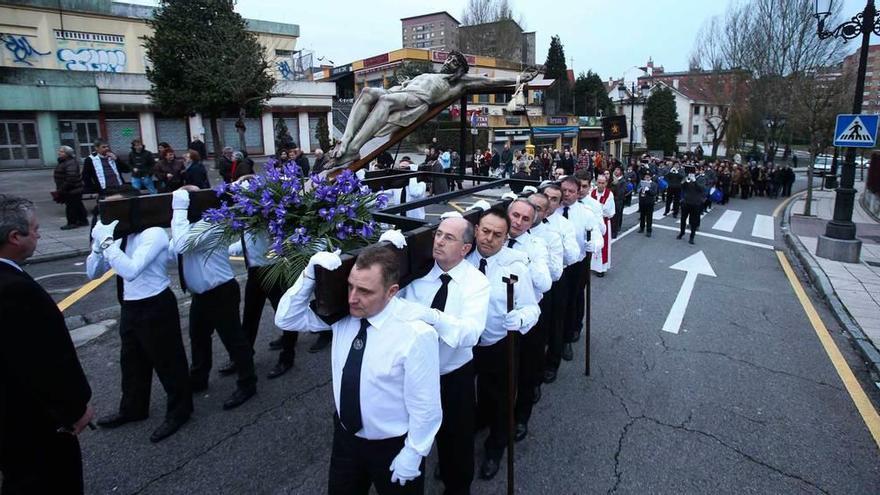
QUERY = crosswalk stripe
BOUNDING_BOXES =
[623,204,639,216]
[712,210,741,232]
[653,208,666,220]
[751,214,775,240]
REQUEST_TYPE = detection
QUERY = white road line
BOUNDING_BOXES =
[652,225,775,250]
[611,224,639,244]
[653,208,666,220]
[712,210,741,232]
[623,204,639,216]
[751,214,775,240]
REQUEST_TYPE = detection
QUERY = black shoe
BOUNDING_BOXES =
[150,416,189,443]
[190,379,208,393]
[677,233,684,240]
[638,228,644,233]
[532,385,542,404]
[663,212,669,216]
[515,422,528,442]
[569,330,581,343]
[96,412,148,429]
[223,387,256,410]
[543,369,557,384]
[217,360,237,376]
[479,457,500,480]
[673,214,678,219]
[268,336,284,351]
[562,343,573,361]
[612,232,618,239]
[267,361,292,379]
[689,237,695,245]
[308,332,332,353]
[60,224,79,230]
[646,231,652,237]
[596,272,605,278]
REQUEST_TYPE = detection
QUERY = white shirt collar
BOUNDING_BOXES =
[0,258,22,272]
[426,259,469,283]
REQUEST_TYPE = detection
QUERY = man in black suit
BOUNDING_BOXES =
[0,195,94,494]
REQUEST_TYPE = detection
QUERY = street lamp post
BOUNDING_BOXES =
[617,82,648,165]
[813,0,877,262]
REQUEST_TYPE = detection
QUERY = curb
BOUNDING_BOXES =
[25,248,92,265]
[780,192,880,380]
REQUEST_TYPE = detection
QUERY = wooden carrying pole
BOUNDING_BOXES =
[502,273,518,495]
[585,261,592,376]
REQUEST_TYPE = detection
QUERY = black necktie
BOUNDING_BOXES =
[507,238,516,248]
[542,218,549,224]
[340,318,368,433]
[177,254,188,293]
[240,235,251,269]
[431,273,452,311]
[400,186,407,204]
[478,258,487,274]
[115,236,128,304]
[563,206,569,218]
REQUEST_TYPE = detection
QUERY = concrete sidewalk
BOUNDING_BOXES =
[784,181,880,376]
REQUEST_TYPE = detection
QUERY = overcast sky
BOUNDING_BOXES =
[130,0,867,81]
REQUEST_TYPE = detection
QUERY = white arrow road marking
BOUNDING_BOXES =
[661,251,717,334]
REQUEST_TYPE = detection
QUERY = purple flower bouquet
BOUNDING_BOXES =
[194,159,387,288]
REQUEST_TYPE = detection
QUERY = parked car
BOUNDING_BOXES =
[811,154,834,174]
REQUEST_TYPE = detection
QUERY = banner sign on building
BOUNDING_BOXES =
[505,116,521,126]
[431,50,477,65]
[331,64,352,76]
[363,53,390,68]
[476,116,489,127]
[578,116,602,127]
[547,116,569,125]
[602,115,628,141]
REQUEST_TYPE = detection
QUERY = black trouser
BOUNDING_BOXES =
[612,202,624,235]
[515,296,550,425]
[118,288,192,421]
[679,204,701,240]
[437,361,475,495]
[474,335,518,462]
[242,267,298,365]
[783,182,793,197]
[189,279,256,391]
[64,193,88,226]
[328,416,424,495]
[1,431,83,495]
[665,187,681,216]
[545,274,571,372]
[638,201,654,232]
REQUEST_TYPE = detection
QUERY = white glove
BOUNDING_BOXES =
[501,192,518,201]
[389,446,422,486]
[413,304,439,326]
[467,199,491,212]
[379,229,407,249]
[522,185,538,194]
[305,249,342,278]
[172,189,190,210]
[503,311,523,331]
[228,241,244,257]
[91,220,119,247]
[440,211,463,220]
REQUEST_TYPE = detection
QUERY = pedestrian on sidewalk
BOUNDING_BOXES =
[155,147,184,193]
[181,150,210,189]
[1,195,95,494]
[53,146,88,229]
[128,139,157,194]
[678,166,705,245]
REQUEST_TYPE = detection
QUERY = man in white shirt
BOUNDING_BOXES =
[170,188,256,410]
[383,158,428,220]
[467,208,539,480]
[538,184,579,384]
[86,189,192,443]
[397,217,490,494]
[558,177,603,358]
[275,245,442,494]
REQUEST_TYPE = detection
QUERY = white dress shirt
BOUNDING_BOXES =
[556,202,603,260]
[507,231,552,300]
[275,278,442,457]
[385,178,428,220]
[0,258,22,271]
[467,247,539,346]
[86,227,170,301]
[544,213,580,267]
[399,260,490,375]
[170,211,235,295]
[529,222,564,282]
[240,231,274,268]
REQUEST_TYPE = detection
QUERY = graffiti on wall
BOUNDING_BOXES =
[57,48,126,72]
[1,34,51,66]
[277,60,293,80]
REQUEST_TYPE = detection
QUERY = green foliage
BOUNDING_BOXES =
[643,87,680,155]
[275,118,295,152]
[143,0,275,156]
[543,35,571,113]
[316,115,331,154]
[573,71,614,117]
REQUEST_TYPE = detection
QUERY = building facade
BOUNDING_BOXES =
[401,12,460,52]
[843,44,880,115]
[0,0,335,169]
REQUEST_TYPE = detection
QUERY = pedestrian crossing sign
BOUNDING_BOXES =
[834,114,879,148]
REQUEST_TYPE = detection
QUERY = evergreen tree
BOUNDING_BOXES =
[543,35,570,113]
[274,118,294,152]
[573,71,615,116]
[316,116,331,153]
[642,87,680,155]
[144,0,275,159]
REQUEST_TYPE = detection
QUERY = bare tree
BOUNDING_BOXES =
[459,0,525,63]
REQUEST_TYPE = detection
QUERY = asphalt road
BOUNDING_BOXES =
[22,181,880,494]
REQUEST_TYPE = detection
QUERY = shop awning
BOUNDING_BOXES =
[533,126,579,138]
